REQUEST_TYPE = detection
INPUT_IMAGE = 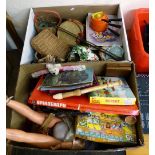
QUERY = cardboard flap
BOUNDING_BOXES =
[105,61,132,76]
[33,5,119,21]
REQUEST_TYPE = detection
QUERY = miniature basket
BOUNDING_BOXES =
[31,29,70,59]
[34,10,62,33]
[57,19,84,46]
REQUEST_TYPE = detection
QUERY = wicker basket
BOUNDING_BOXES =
[57,19,84,46]
[34,10,62,33]
[31,29,70,59]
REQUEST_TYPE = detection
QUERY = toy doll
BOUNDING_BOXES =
[6,96,84,150]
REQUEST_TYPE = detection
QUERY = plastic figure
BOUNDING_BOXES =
[6,96,84,150]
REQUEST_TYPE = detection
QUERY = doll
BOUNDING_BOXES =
[6,96,84,150]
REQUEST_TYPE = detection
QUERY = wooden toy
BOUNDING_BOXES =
[53,80,122,99]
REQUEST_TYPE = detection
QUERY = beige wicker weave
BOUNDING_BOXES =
[31,29,70,59]
[57,20,84,46]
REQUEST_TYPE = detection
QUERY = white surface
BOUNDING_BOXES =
[20,9,36,65]
[20,4,131,64]
[117,5,131,61]
[6,0,149,40]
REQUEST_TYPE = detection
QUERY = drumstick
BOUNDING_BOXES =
[53,80,122,100]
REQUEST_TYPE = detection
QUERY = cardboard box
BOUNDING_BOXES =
[7,61,144,154]
[21,4,131,65]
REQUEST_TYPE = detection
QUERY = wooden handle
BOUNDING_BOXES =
[108,23,122,28]
[7,100,61,128]
[53,80,122,99]
[109,18,122,22]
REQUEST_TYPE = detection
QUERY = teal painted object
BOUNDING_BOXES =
[106,45,124,60]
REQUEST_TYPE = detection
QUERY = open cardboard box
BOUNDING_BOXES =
[21,4,131,65]
[7,61,144,154]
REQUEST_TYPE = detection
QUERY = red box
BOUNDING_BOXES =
[129,8,149,73]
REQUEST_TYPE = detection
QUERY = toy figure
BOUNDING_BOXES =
[46,64,86,75]
[31,64,86,78]
[6,96,84,150]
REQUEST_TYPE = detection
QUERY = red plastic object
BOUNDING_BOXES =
[129,8,149,73]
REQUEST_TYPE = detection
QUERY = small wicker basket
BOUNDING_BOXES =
[31,29,70,59]
[34,10,62,33]
[57,19,84,46]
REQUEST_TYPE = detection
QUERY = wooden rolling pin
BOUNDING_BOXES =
[53,80,123,100]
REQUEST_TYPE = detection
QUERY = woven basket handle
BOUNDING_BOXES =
[68,19,84,43]
[68,19,83,32]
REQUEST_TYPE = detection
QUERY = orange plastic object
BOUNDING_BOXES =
[90,11,108,32]
[129,8,149,73]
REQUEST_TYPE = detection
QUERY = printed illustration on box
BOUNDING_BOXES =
[89,77,136,105]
